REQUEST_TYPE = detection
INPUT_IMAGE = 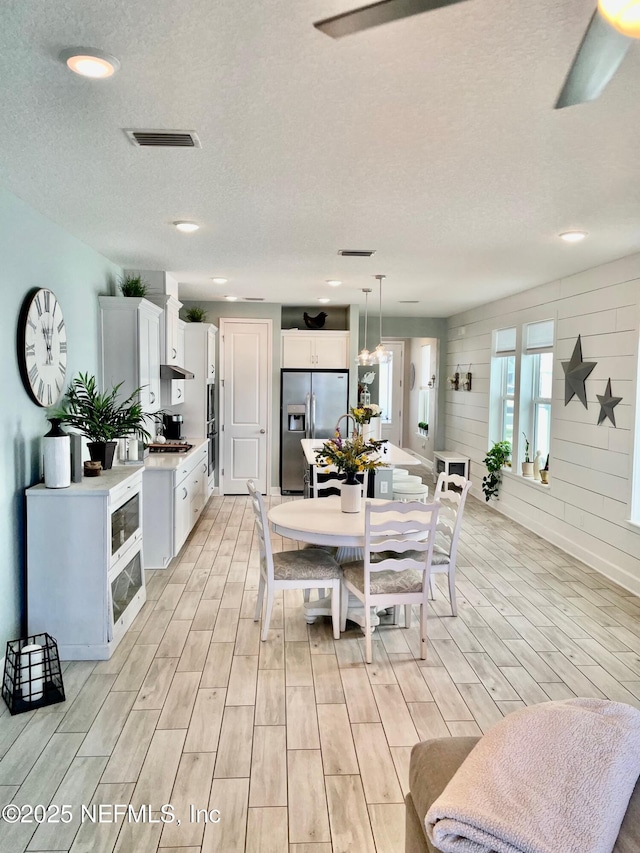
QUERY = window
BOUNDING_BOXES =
[489,320,554,476]
[490,328,516,446]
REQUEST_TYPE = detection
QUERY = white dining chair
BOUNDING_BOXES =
[340,501,439,663]
[247,479,343,640]
[431,472,472,616]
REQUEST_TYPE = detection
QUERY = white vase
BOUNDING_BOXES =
[340,481,362,513]
[362,419,382,442]
[43,419,71,489]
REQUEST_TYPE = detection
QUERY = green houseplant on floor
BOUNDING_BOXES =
[53,373,151,470]
[482,440,511,501]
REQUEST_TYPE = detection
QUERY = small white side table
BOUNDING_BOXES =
[432,451,471,484]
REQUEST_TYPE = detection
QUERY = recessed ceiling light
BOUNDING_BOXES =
[60,48,120,78]
[174,221,199,233]
[326,280,342,287]
[559,230,587,243]
[211,277,228,284]
[225,295,238,301]
[318,298,330,304]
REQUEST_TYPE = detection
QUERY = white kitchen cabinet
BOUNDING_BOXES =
[281,331,350,368]
[147,294,187,406]
[143,440,208,568]
[100,297,162,414]
[26,467,146,660]
[178,323,217,498]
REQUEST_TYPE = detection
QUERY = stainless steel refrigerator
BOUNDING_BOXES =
[280,370,349,494]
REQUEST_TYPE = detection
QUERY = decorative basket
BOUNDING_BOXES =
[2,633,65,715]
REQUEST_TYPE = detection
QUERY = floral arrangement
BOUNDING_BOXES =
[315,431,385,477]
[351,404,382,425]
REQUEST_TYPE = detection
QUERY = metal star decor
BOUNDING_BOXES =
[562,335,597,408]
[597,378,623,427]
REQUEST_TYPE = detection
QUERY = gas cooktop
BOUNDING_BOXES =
[147,442,193,454]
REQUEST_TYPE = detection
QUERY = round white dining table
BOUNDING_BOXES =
[268,496,392,629]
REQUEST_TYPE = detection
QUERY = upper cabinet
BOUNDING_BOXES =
[146,294,186,406]
[100,297,162,414]
[281,331,350,369]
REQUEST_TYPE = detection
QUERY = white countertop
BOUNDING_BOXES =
[300,438,419,468]
[143,438,208,471]
[26,465,142,496]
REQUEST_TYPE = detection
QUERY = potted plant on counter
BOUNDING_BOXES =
[315,431,385,513]
[52,372,151,470]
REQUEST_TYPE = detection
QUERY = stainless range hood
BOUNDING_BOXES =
[160,364,195,380]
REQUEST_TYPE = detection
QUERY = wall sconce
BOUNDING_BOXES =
[448,365,460,391]
[463,365,472,391]
[427,374,436,389]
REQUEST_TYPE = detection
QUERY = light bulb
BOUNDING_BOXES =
[60,48,120,78]
[598,0,640,38]
[559,231,587,243]
[174,221,199,233]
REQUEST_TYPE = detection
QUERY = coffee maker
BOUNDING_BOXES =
[163,413,184,441]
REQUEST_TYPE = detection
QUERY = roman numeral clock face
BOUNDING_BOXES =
[18,288,67,407]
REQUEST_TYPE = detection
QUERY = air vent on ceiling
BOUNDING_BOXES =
[399,300,419,304]
[245,297,264,301]
[124,129,202,148]
[338,249,376,257]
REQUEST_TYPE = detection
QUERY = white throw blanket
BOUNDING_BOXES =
[425,698,640,853]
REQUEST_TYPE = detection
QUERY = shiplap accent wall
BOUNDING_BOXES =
[446,253,640,593]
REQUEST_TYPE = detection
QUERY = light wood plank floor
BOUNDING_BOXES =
[3,489,640,852]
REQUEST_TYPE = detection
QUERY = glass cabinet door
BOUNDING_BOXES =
[111,493,140,557]
[111,550,143,623]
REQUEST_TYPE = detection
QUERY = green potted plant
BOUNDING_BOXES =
[418,421,429,436]
[118,273,148,298]
[521,432,533,477]
[185,306,208,323]
[482,440,511,501]
[52,372,151,470]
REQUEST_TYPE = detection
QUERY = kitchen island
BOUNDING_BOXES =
[143,438,208,568]
[300,438,419,497]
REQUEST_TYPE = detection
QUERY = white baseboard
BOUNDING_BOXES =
[404,448,433,469]
[270,487,282,496]
[472,485,640,598]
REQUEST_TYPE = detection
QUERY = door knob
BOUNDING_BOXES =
[260,429,266,434]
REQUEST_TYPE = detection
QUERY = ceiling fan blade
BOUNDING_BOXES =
[555,9,631,109]
[314,0,470,39]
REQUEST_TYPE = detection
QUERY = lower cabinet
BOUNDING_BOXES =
[143,442,208,568]
[26,467,146,660]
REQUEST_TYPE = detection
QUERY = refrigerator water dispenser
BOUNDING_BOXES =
[287,404,306,432]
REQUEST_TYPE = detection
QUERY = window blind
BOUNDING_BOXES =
[525,320,554,351]
[495,327,516,354]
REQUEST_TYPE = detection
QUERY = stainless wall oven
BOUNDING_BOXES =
[207,382,216,477]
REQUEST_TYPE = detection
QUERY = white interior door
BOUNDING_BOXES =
[220,319,272,494]
[379,340,404,447]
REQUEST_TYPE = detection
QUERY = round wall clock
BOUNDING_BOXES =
[18,288,68,407]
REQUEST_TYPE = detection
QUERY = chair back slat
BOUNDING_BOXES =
[364,501,439,576]
[313,467,369,498]
[247,479,275,582]
[433,473,472,560]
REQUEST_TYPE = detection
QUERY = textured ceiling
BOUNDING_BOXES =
[1,0,639,316]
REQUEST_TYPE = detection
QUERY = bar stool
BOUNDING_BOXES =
[393,480,430,503]
[395,473,423,487]
[392,468,410,478]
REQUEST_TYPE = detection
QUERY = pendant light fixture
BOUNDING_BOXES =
[371,275,392,364]
[356,288,372,365]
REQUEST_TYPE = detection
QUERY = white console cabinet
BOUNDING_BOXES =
[143,440,208,568]
[26,467,146,660]
[282,330,350,369]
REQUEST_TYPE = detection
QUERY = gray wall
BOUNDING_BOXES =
[0,188,121,651]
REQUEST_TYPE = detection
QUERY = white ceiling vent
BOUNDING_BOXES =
[338,249,375,257]
[124,129,202,148]
[244,297,264,301]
